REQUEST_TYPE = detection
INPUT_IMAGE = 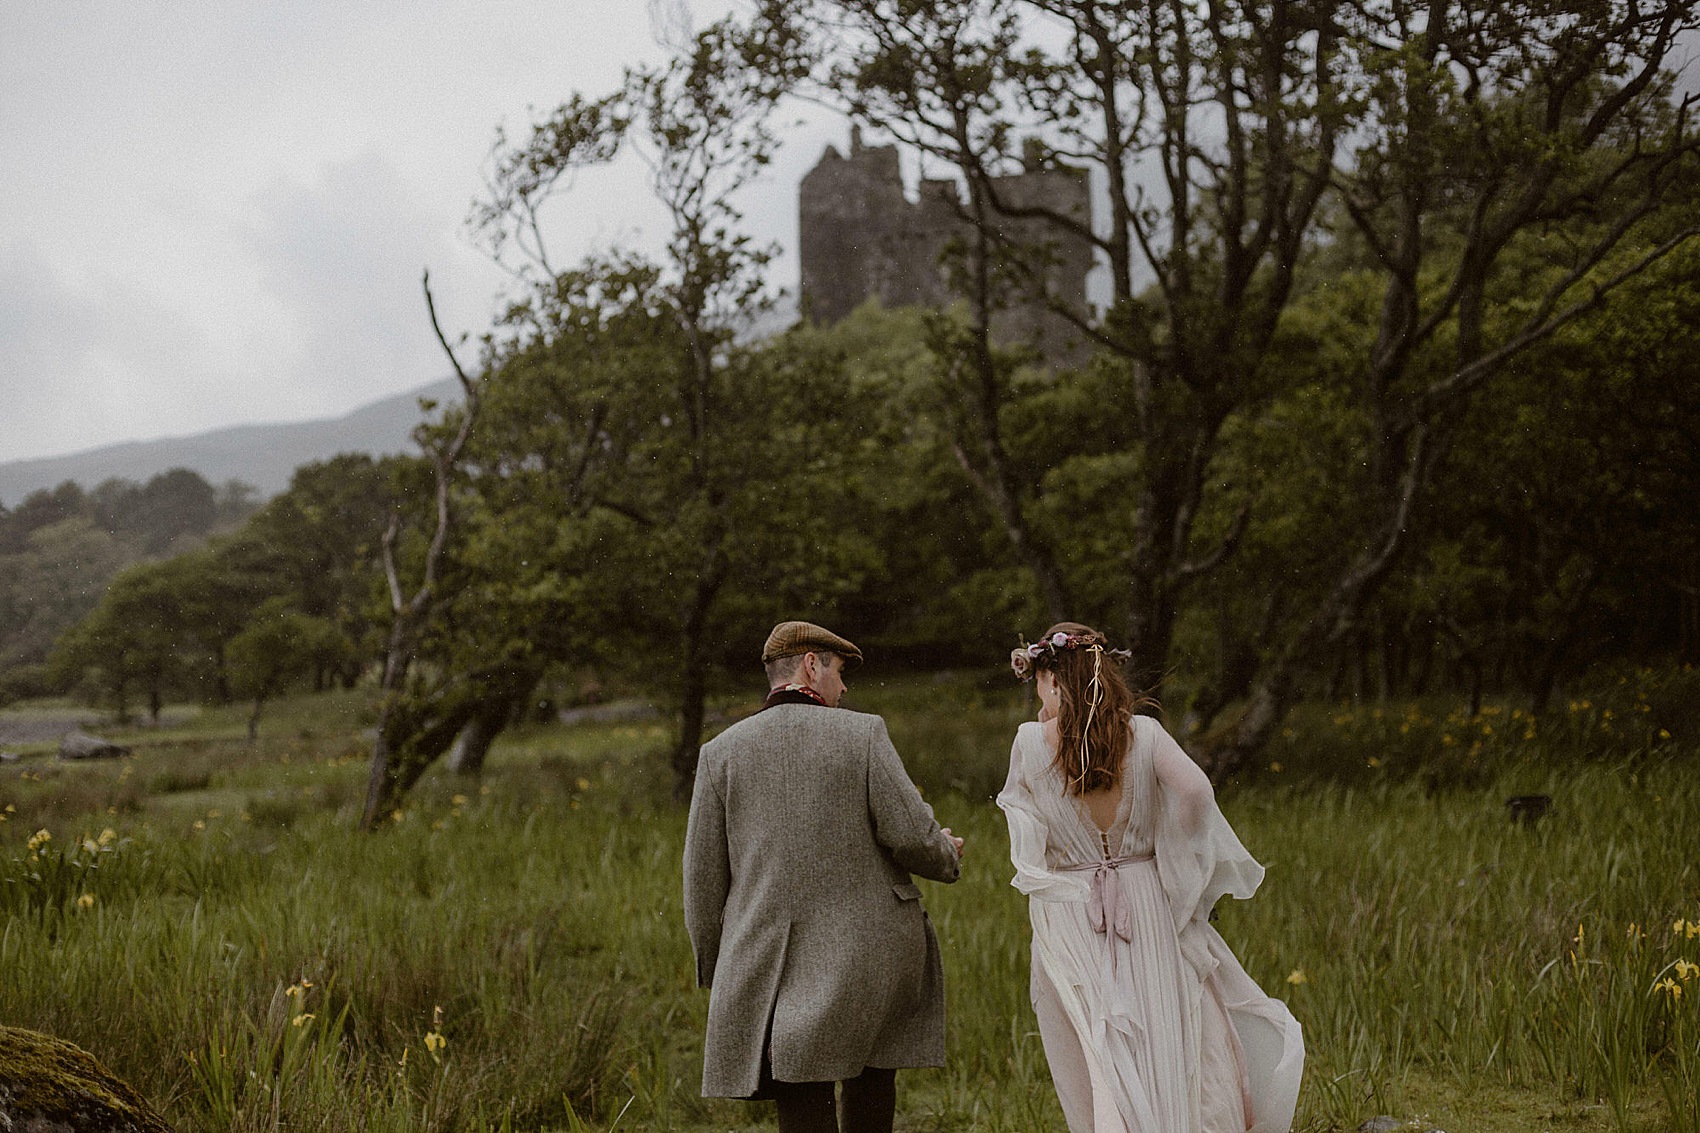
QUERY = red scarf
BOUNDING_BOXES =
[760,683,828,712]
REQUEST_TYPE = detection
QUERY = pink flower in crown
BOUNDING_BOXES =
[1051,632,1070,647]
[1010,647,1033,680]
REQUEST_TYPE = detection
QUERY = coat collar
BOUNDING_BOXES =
[759,684,829,712]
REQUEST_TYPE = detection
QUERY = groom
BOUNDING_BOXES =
[682,620,964,1133]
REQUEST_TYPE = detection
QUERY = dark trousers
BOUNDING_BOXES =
[770,1066,897,1133]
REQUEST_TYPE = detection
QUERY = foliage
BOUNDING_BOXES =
[226,598,352,742]
[0,470,256,678]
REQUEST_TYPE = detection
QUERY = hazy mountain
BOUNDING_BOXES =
[0,379,462,507]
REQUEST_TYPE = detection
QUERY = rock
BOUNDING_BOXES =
[1355,1118,1445,1133]
[0,750,20,763]
[0,1025,173,1132]
[556,701,661,726]
[1505,794,1553,825]
[57,733,130,761]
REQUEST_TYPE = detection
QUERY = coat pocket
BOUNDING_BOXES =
[892,882,922,901]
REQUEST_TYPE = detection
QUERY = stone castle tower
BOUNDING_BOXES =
[798,128,1094,365]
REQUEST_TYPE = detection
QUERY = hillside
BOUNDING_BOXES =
[0,378,461,506]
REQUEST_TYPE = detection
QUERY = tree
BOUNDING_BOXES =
[804,0,1345,694]
[1,518,130,671]
[1208,0,1700,774]
[227,598,350,742]
[218,453,400,687]
[358,275,485,830]
[799,0,1699,772]
[470,9,831,797]
[50,554,208,723]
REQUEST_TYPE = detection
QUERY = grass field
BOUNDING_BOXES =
[2,669,1698,1132]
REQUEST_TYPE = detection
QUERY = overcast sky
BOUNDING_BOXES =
[0,1,842,464]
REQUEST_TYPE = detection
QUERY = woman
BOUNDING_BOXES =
[997,623,1303,1133]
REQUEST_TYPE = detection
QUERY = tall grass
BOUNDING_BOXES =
[1,673,1697,1131]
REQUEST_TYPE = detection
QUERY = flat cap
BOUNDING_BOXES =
[761,620,863,669]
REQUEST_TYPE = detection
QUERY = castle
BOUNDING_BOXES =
[798,128,1095,365]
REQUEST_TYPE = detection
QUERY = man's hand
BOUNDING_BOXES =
[940,827,965,860]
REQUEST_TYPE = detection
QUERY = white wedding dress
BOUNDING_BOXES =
[997,716,1303,1133]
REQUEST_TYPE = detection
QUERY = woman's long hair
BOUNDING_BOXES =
[1032,622,1154,795]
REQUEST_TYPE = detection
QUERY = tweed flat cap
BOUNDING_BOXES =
[761,620,863,669]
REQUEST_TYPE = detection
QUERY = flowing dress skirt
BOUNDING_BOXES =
[1028,856,1250,1133]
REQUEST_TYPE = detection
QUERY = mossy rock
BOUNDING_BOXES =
[0,1027,172,1133]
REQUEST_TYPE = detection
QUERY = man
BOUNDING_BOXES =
[683,620,965,1133]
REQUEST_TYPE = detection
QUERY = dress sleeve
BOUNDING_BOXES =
[995,724,1089,903]
[1149,717,1265,929]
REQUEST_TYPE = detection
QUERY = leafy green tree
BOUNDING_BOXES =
[794,0,1699,773]
[461,9,832,798]
[801,0,1345,693]
[218,453,400,686]
[0,482,87,553]
[1208,2,1700,772]
[0,518,130,671]
[227,597,351,742]
[50,556,197,722]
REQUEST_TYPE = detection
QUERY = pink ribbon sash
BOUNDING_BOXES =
[1062,852,1153,945]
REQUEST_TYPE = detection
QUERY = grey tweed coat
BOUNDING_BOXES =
[682,703,962,1098]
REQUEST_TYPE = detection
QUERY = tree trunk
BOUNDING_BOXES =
[447,685,529,776]
[672,547,728,802]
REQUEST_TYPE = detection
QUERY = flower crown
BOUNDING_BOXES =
[1009,632,1132,681]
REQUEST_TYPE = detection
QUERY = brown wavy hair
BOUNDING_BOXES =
[1031,622,1153,795]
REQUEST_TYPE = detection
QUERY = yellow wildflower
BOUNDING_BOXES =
[425,1031,446,1054]
[76,893,95,910]
[98,828,116,845]
[576,777,591,791]
[451,795,469,807]
[1287,969,1308,985]
[1657,977,1683,1000]
[1269,762,1283,773]
[1675,960,1699,982]
[292,1013,315,1027]
[27,828,51,851]
[1366,757,1382,768]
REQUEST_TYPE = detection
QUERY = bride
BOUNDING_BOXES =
[996,622,1303,1132]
